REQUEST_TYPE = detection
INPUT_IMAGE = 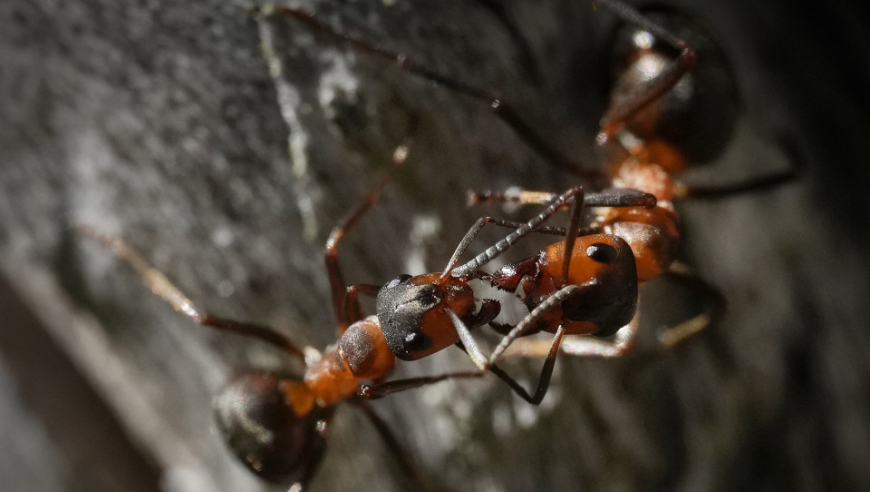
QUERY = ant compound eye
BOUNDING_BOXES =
[385,274,412,288]
[586,243,619,263]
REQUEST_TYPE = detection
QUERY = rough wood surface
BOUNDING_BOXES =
[1,1,869,491]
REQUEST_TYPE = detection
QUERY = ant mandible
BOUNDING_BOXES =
[78,145,449,489]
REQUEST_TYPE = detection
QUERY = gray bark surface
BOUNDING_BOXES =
[1,1,869,491]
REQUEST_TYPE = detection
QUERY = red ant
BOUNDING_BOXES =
[77,146,438,489]
[251,1,798,405]
[461,3,799,372]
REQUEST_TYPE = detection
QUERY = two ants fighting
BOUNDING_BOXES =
[78,0,798,489]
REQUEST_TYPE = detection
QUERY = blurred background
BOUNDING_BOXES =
[1,0,869,491]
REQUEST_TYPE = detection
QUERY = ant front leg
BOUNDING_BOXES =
[77,226,307,360]
[325,143,410,334]
[676,135,802,200]
[505,310,641,359]
[357,371,485,399]
[477,285,591,404]
[468,187,657,208]
[343,283,381,329]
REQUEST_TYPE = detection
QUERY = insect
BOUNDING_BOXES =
[76,147,443,489]
[461,2,799,370]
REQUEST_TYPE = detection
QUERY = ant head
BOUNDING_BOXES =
[213,373,333,486]
[541,234,638,337]
[376,273,475,361]
[610,6,738,164]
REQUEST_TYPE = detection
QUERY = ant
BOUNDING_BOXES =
[77,145,443,490]
[249,0,798,405]
[465,3,799,355]
[78,140,656,487]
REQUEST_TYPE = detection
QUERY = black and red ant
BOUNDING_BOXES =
[78,0,801,488]
[78,146,432,489]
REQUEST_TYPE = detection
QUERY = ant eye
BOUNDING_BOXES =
[586,243,618,263]
[386,274,412,288]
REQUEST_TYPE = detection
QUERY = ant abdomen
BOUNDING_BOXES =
[609,6,738,163]
[212,373,334,485]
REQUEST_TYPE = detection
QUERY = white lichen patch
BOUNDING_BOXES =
[403,214,442,274]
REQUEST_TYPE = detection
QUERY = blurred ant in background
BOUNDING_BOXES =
[78,146,446,490]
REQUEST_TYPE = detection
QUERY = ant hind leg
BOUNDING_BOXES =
[657,262,725,348]
[77,226,307,360]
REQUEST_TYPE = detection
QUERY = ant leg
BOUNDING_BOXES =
[455,283,576,404]
[505,305,642,359]
[487,284,583,365]
[486,327,566,405]
[657,262,726,348]
[325,144,410,335]
[468,187,657,208]
[469,218,600,238]
[361,308,564,404]
[677,169,798,199]
[357,371,484,398]
[594,0,697,140]
[676,135,802,199]
[343,283,380,326]
[77,226,306,360]
[255,5,597,178]
[357,359,560,406]
[461,187,657,240]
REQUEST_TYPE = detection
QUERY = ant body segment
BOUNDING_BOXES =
[77,147,447,489]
